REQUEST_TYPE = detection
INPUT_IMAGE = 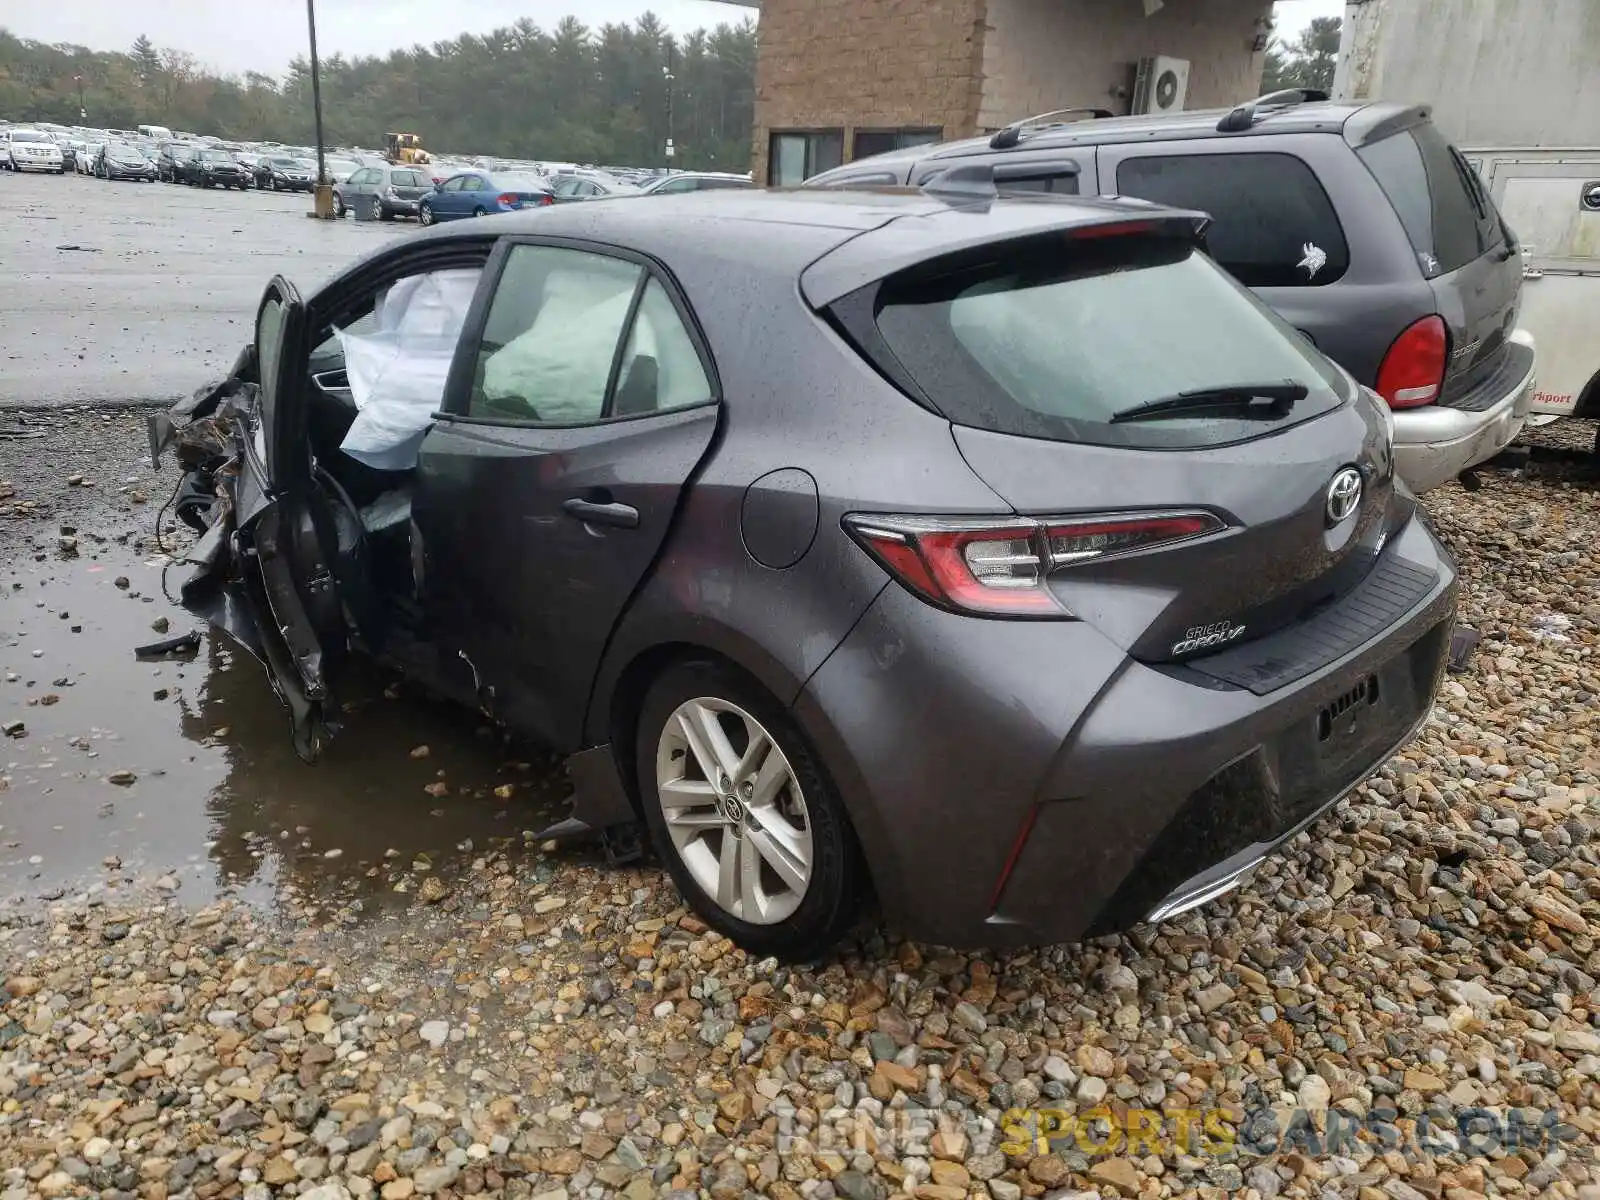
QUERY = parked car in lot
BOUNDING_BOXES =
[156,142,198,183]
[149,186,1457,956]
[55,137,85,171]
[807,93,1537,494]
[334,164,436,220]
[640,171,756,195]
[325,156,362,184]
[255,155,315,191]
[93,139,159,181]
[5,129,66,173]
[181,148,251,189]
[548,170,641,202]
[417,170,553,224]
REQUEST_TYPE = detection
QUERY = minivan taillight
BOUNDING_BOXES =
[843,511,1225,617]
[1376,315,1448,409]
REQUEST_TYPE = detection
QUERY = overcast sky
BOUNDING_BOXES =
[12,0,1343,77]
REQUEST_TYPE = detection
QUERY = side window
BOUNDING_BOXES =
[659,178,694,194]
[997,172,1079,195]
[1357,127,1498,275]
[613,279,714,416]
[441,176,465,192]
[469,246,644,423]
[1116,152,1350,287]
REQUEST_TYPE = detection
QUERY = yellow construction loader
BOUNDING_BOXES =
[384,132,431,166]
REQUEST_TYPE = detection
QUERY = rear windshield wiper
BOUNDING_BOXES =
[1109,380,1309,424]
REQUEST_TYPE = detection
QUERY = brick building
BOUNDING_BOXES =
[740,0,1278,184]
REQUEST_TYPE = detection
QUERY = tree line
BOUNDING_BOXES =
[0,14,756,170]
[1262,17,1342,96]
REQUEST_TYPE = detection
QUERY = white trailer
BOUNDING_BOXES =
[1334,0,1600,429]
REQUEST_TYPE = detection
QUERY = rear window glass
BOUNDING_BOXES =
[1115,153,1349,287]
[1357,123,1503,277]
[867,237,1347,450]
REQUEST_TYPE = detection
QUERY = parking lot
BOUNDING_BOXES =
[3,180,1600,1200]
[0,171,406,408]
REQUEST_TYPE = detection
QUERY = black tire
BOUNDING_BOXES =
[471,206,486,218]
[369,196,384,221]
[332,192,345,218]
[633,659,865,960]
[418,200,435,226]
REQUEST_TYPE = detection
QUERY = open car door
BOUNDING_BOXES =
[158,276,356,760]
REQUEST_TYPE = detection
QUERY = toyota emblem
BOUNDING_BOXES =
[1325,467,1363,527]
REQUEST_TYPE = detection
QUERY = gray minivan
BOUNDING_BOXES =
[807,93,1536,493]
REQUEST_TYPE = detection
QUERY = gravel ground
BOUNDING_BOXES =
[4,415,1600,1200]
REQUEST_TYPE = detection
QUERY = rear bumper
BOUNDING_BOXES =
[1391,330,1535,492]
[793,515,1457,948]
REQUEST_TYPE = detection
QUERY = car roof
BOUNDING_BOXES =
[835,100,1427,173]
[396,187,1206,298]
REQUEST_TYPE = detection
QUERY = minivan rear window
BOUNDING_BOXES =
[1114,153,1349,287]
[1357,122,1503,277]
[864,236,1347,450]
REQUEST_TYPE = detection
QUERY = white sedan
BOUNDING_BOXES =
[6,130,66,173]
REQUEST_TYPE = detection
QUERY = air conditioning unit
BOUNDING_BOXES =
[1132,56,1191,114]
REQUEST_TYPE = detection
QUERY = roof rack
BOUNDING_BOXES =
[989,107,1115,150]
[1215,88,1330,133]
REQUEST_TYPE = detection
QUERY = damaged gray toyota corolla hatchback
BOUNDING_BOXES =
[149,183,1458,959]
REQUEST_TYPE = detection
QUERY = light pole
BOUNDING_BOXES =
[306,0,334,218]
[74,75,85,122]
[663,49,675,168]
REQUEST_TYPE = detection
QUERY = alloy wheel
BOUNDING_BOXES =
[655,697,813,925]
[419,201,434,226]
[370,196,383,221]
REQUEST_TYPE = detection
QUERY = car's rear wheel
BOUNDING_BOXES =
[418,201,435,226]
[471,206,486,218]
[332,192,345,217]
[368,196,384,221]
[635,660,863,959]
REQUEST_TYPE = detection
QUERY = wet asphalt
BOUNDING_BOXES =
[0,169,407,409]
[0,180,584,920]
[1,408,572,919]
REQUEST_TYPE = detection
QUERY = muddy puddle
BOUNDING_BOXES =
[1,539,572,915]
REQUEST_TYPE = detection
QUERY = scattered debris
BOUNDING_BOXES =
[134,630,201,659]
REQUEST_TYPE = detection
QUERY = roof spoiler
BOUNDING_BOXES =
[919,163,1000,200]
[989,106,1114,150]
[1216,87,1329,133]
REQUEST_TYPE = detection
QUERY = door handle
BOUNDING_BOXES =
[562,497,640,529]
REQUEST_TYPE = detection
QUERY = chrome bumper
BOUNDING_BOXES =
[1391,329,1535,494]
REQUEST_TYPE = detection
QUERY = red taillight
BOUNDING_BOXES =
[538,194,554,206]
[496,192,519,207]
[1376,315,1448,409]
[843,510,1225,617]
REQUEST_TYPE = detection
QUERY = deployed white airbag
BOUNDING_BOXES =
[337,267,482,470]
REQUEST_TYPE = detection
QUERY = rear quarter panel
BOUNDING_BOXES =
[582,222,1013,795]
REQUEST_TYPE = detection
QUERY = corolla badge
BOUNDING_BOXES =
[1325,466,1363,527]
[1297,242,1328,278]
[1171,620,1246,657]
